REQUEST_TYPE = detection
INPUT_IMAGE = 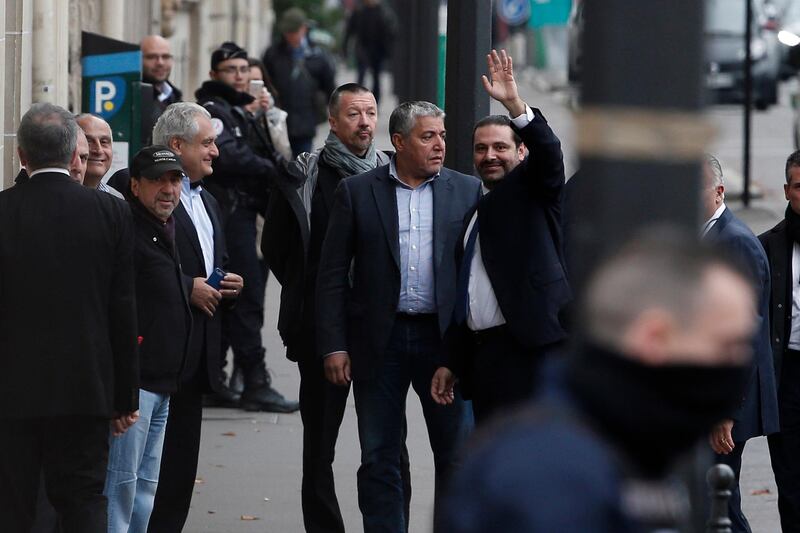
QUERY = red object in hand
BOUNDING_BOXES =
[137,336,143,345]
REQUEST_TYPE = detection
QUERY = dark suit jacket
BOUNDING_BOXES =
[444,110,571,387]
[760,218,794,401]
[173,189,228,392]
[561,169,583,280]
[107,168,131,196]
[316,165,481,380]
[14,168,28,184]
[708,207,779,440]
[0,171,138,418]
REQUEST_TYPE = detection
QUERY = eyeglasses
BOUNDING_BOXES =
[144,53,174,61]
[215,65,250,75]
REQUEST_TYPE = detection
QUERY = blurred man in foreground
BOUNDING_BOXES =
[439,231,756,532]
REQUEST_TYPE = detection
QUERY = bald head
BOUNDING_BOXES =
[77,114,113,188]
[141,35,174,84]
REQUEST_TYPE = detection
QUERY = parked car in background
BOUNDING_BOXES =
[567,0,780,111]
[705,0,782,110]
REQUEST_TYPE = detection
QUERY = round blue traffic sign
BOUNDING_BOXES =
[497,0,531,26]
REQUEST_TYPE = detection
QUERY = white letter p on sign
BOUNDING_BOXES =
[94,80,117,114]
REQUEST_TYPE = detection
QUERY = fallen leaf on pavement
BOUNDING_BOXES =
[751,488,771,496]
[241,515,259,521]
[222,431,237,437]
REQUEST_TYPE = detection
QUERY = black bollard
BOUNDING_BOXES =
[706,463,736,533]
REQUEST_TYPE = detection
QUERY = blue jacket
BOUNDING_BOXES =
[707,207,780,440]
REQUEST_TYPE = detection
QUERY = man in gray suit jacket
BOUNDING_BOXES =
[316,101,480,533]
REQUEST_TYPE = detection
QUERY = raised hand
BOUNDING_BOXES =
[481,49,526,117]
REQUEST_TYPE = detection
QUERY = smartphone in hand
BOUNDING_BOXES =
[206,267,227,289]
[249,80,264,99]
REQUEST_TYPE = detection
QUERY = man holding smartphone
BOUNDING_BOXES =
[195,41,299,413]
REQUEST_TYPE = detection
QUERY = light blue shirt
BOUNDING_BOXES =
[389,158,437,314]
[180,177,215,277]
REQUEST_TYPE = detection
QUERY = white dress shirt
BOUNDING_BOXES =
[28,167,70,178]
[180,177,215,277]
[701,203,727,237]
[465,105,534,331]
[789,242,800,350]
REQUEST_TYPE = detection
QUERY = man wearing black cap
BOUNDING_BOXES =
[263,7,336,156]
[196,41,299,414]
[104,146,191,532]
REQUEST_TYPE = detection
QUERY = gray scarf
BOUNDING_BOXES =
[320,130,377,178]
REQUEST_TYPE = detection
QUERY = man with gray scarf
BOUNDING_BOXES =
[262,82,410,533]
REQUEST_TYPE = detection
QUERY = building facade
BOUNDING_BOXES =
[2,0,274,188]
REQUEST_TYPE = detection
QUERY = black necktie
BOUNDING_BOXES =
[453,217,480,325]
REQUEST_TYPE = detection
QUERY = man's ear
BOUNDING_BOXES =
[517,142,526,161]
[130,177,140,198]
[68,146,81,170]
[17,147,28,168]
[168,136,182,155]
[620,308,674,366]
[391,133,404,152]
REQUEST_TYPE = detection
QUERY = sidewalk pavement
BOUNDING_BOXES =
[184,280,437,532]
[184,72,435,532]
[182,71,784,532]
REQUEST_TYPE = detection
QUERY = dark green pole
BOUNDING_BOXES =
[443,0,492,175]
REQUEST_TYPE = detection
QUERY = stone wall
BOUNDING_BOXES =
[2,0,274,188]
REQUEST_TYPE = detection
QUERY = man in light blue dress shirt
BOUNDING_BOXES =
[316,100,481,533]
